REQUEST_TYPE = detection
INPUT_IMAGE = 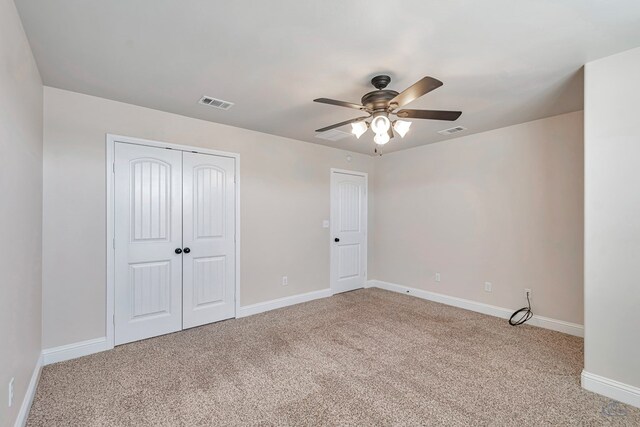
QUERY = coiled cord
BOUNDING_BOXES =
[509,291,533,326]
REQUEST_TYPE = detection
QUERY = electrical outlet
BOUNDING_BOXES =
[435,273,441,282]
[282,276,288,286]
[8,377,14,407]
[524,288,532,299]
[484,282,492,292]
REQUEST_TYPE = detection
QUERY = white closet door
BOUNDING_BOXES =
[114,143,183,345]
[182,152,236,329]
[330,171,367,294]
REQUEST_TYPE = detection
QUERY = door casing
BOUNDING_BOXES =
[329,168,368,294]
[106,134,241,350]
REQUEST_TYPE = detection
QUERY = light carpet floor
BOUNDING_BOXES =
[28,288,639,426]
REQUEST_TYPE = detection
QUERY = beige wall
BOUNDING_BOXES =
[584,47,640,388]
[0,0,43,425]
[371,111,584,324]
[42,87,374,349]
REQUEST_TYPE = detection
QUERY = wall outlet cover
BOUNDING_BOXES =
[435,273,441,282]
[484,282,492,292]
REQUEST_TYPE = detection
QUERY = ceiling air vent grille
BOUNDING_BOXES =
[438,126,467,135]
[315,129,352,141]
[198,96,234,110]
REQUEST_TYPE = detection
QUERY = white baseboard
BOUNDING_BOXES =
[525,313,584,337]
[42,337,108,366]
[366,280,584,337]
[582,370,640,408]
[14,353,43,427]
[39,289,333,366]
[237,288,333,318]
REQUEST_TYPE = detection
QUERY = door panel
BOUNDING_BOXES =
[192,256,226,305]
[338,244,361,279]
[129,261,171,318]
[331,171,367,294]
[339,182,362,232]
[131,159,171,241]
[182,152,236,329]
[114,143,183,345]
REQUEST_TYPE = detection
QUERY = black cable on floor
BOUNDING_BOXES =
[509,291,533,326]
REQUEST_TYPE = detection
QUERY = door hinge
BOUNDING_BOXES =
[113,314,115,326]
[112,238,115,249]
[112,163,115,173]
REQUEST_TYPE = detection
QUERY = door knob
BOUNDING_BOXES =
[183,247,191,254]
[334,238,340,242]
[175,248,182,254]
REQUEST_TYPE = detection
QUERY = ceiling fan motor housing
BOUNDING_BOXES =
[362,75,398,111]
[361,90,398,111]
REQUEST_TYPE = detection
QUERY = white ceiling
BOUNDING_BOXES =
[16,0,640,154]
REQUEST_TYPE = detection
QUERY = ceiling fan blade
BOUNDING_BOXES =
[314,98,367,111]
[389,77,443,109]
[396,109,462,121]
[315,116,369,133]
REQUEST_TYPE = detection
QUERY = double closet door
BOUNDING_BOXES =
[114,142,236,345]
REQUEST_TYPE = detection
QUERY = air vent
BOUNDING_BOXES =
[315,129,352,141]
[198,96,234,110]
[438,126,467,135]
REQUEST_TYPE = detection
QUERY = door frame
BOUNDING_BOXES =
[329,168,368,295]
[105,134,241,349]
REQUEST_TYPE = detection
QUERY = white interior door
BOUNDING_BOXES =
[114,143,183,345]
[182,152,236,328]
[330,170,367,294]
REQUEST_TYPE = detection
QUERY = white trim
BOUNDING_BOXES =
[40,287,331,365]
[237,288,333,318]
[234,155,242,320]
[582,370,640,408]
[107,134,240,159]
[527,313,584,337]
[42,337,108,366]
[366,280,584,337]
[14,353,43,427]
[106,138,115,350]
[330,167,368,177]
[105,134,241,349]
[329,168,368,293]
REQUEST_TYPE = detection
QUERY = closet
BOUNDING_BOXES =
[113,142,236,345]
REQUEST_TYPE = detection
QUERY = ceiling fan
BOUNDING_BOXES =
[314,75,462,151]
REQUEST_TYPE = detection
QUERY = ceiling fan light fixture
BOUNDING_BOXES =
[374,132,390,145]
[370,115,390,134]
[393,120,412,138]
[351,121,368,139]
